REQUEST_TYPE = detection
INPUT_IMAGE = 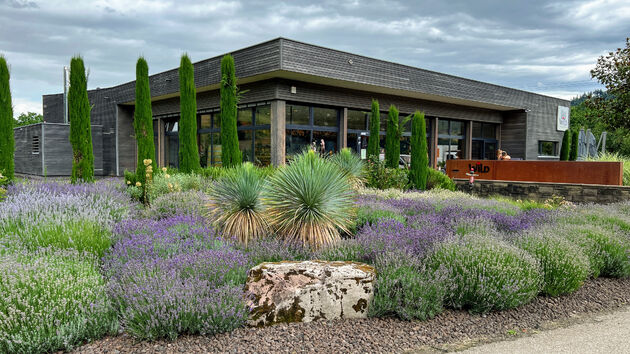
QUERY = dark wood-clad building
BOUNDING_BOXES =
[14,38,570,176]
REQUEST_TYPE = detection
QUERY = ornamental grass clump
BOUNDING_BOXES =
[329,147,365,189]
[263,150,356,249]
[104,216,249,340]
[149,171,207,200]
[514,231,589,296]
[0,248,117,353]
[207,162,269,246]
[428,236,542,313]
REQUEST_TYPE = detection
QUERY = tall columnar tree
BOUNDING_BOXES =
[178,54,200,173]
[0,55,14,182]
[560,130,571,161]
[68,56,94,183]
[367,99,380,161]
[134,57,156,183]
[220,54,242,167]
[385,105,400,168]
[570,129,579,161]
[410,111,428,190]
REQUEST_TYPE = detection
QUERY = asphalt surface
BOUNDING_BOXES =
[460,306,630,354]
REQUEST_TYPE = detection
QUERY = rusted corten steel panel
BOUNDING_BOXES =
[446,160,623,186]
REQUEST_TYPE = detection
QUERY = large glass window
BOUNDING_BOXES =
[164,118,179,168]
[287,104,309,125]
[539,141,558,157]
[437,119,466,167]
[471,122,498,160]
[286,104,339,159]
[178,104,273,167]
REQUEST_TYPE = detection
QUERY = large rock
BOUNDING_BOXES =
[245,260,376,326]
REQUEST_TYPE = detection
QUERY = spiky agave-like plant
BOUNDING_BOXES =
[329,148,365,189]
[207,162,268,246]
[263,150,356,249]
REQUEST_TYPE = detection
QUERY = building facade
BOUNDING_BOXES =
[15,38,570,176]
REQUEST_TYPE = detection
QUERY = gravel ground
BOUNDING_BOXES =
[75,277,630,354]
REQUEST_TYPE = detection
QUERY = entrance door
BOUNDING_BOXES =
[471,139,497,160]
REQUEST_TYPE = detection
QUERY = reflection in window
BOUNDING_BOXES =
[313,107,338,127]
[539,141,558,156]
[287,104,309,125]
[437,119,466,167]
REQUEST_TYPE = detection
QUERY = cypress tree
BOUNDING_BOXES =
[68,56,94,183]
[134,57,156,183]
[367,99,380,162]
[178,54,200,173]
[0,55,14,181]
[385,105,399,168]
[570,129,579,161]
[410,111,428,189]
[560,130,571,161]
[220,54,241,167]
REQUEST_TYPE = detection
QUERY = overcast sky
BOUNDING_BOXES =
[1,0,629,117]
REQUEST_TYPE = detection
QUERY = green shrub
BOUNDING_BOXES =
[201,166,227,180]
[124,170,138,186]
[220,54,242,168]
[560,130,571,161]
[426,169,456,191]
[0,55,14,182]
[570,130,579,161]
[0,249,117,353]
[262,150,355,249]
[365,158,410,190]
[149,172,206,200]
[68,56,94,183]
[178,54,201,173]
[515,233,589,296]
[369,259,446,321]
[410,111,428,190]
[428,236,542,313]
[367,99,380,162]
[329,148,365,188]
[207,162,268,245]
[385,105,400,168]
[560,222,630,278]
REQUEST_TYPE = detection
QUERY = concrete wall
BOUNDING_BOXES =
[455,179,630,204]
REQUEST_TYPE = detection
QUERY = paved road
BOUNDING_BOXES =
[461,307,630,354]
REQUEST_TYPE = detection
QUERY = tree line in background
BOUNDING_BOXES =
[570,37,630,157]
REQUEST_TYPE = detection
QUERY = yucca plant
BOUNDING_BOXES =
[329,148,365,189]
[263,150,356,249]
[206,162,268,246]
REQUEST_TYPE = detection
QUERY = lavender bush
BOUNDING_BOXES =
[1,180,135,256]
[0,248,117,353]
[515,231,589,296]
[144,190,209,219]
[104,216,249,340]
[428,236,542,313]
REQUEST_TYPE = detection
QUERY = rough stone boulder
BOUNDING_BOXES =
[245,260,376,327]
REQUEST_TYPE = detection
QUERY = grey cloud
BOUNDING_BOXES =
[1,0,628,116]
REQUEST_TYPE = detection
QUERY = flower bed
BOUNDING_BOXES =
[1,177,630,351]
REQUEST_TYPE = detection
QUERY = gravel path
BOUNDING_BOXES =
[460,306,630,354]
[75,277,630,353]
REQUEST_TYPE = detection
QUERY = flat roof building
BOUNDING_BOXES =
[14,38,570,176]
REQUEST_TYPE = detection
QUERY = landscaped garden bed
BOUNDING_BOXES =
[1,151,630,353]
